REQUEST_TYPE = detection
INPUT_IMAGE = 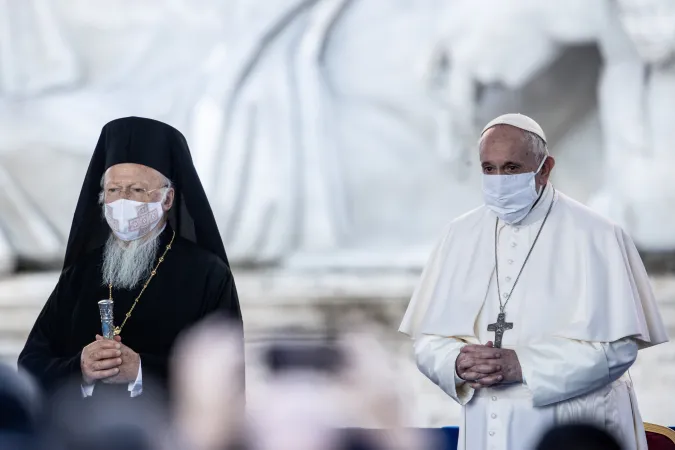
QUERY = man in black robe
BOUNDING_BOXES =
[18,117,243,398]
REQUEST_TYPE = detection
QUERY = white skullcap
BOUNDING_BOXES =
[481,113,547,143]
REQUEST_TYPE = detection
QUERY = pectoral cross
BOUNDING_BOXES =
[487,312,513,348]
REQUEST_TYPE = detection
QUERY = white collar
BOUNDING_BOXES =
[511,182,556,227]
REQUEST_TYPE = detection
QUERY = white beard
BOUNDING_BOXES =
[102,233,160,290]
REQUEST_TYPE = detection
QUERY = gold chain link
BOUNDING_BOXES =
[109,230,176,336]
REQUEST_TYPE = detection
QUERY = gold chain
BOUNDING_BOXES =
[109,230,176,336]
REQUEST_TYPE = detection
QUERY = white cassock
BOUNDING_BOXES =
[400,183,668,450]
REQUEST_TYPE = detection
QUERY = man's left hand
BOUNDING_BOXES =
[460,342,523,388]
[95,335,140,384]
[493,347,522,384]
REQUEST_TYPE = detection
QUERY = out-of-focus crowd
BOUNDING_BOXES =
[0,319,623,450]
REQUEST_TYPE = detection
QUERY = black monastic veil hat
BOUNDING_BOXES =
[63,116,228,269]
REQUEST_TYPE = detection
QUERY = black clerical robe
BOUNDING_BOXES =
[19,226,242,396]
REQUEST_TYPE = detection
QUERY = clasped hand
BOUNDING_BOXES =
[455,341,522,389]
[80,334,140,385]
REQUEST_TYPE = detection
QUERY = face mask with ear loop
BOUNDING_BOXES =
[104,188,169,241]
[482,154,548,224]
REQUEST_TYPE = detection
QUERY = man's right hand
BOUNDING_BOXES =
[81,338,123,385]
[455,341,503,388]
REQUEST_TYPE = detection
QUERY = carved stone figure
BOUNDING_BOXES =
[190,0,352,265]
[0,0,80,97]
[1,0,674,274]
[588,0,675,250]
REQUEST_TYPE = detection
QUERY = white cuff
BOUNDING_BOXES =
[128,359,143,398]
[81,382,95,398]
[414,335,474,406]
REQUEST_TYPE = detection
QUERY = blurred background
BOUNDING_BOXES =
[0,0,674,428]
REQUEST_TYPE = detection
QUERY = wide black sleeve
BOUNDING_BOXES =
[210,265,245,394]
[136,353,168,386]
[18,270,82,392]
[211,265,243,330]
[197,263,245,391]
[140,263,243,385]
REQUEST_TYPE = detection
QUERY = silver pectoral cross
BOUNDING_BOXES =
[487,312,513,349]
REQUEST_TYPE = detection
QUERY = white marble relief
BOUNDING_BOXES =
[0,0,674,273]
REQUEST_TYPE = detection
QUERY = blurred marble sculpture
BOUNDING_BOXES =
[588,0,675,250]
[0,0,80,96]
[0,0,80,273]
[1,0,675,275]
[189,0,484,267]
[190,0,353,264]
[1,0,479,270]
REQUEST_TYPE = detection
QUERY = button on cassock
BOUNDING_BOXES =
[489,431,496,436]
[491,396,497,401]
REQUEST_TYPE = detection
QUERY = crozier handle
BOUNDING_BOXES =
[97,299,115,340]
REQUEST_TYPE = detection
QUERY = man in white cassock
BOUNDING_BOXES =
[399,114,668,450]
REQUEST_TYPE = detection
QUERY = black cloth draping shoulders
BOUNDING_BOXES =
[64,116,228,269]
[18,117,244,399]
[19,224,241,394]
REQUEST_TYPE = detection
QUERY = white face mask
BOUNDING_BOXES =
[104,199,165,241]
[482,156,547,224]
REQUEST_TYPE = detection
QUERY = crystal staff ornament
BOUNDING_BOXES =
[98,299,115,340]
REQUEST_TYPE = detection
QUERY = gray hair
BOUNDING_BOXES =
[522,130,549,164]
[98,169,173,205]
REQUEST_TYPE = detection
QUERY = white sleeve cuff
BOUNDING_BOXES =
[604,338,638,382]
[81,382,95,397]
[414,335,474,405]
[128,358,143,397]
